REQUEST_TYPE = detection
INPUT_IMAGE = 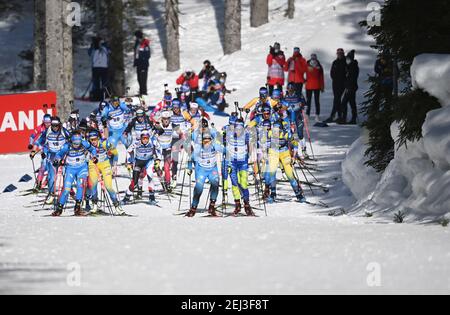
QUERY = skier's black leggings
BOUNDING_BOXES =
[130,159,151,191]
[331,85,345,119]
[341,89,358,121]
[306,89,321,116]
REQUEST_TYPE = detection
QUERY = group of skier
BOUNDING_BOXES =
[27,60,320,218]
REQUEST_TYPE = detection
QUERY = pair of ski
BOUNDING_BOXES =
[265,196,329,209]
[174,211,260,218]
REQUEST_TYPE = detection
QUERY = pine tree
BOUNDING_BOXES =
[360,0,450,171]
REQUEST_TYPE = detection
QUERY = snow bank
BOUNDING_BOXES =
[343,54,450,222]
[411,54,450,107]
[341,131,381,200]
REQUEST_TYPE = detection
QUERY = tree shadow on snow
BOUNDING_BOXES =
[0,239,66,294]
[147,0,168,59]
[205,0,225,53]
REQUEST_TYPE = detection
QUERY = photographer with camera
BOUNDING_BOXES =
[88,36,111,101]
[266,42,286,96]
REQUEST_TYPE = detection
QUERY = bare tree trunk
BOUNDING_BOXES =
[250,0,268,27]
[166,0,180,72]
[224,0,241,55]
[286,0,295,19]
[45,0,73,119]
[33,0,46,90]
[106,0,125,97]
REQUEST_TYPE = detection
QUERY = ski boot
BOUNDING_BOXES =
[244,201,255,216]
[267,192,276,204]
[90,200,99,215]
[74,201,88,217]
[233,200,242,216]
[302,148,309,160]
[296,190,307,203]
[186,206,197,218]
[208,200,218,217]
[148,191,158,206]
[52,203,64,217]
[113,201,126,216]
[263,185,271,201]
[45,194,55,205]
[136,187,143,200]
[165,182,173,193]
[122,193,133,204]
[32,181,42,194]
[170,175,177,190]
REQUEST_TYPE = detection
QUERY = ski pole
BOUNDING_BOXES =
[256,159,267,217]
[156,169,171,204]
[302,162,320,183]
[295,160,315,196]
[204,185,211,212]
[189,172,192,209]
[30,156,38,185]
[177,169,187,212]
[302,111,316,160]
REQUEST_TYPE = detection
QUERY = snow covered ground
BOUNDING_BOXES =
[1,0,450,294]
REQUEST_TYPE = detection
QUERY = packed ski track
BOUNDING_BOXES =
[1,0,450,294]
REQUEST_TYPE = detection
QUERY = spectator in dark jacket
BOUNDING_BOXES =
[88,36,111,101]
[375,54,394,99]
[199,60,220,98]
[134,30,151,96]
[339,50,359,125]
[325,48,347,123]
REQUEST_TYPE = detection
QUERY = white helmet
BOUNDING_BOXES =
[161,111,172,119]
[190,102,199,110]
[140,130,151,139]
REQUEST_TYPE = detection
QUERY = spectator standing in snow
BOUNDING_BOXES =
[134,30,151,96]
[305,54,325,122]
[266,42,286,96]
[339,50,359,125]
[284,47,307,96]
[324,48,347,123]
[88,36,110,101]
[176,69,200,101]
[374,54,394,99]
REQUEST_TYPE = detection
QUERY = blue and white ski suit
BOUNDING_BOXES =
[189,142,223,209]
[36,127,70,194]
[56,141,97,206]
[102,101,131,147]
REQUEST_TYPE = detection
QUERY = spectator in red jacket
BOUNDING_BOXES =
[266,42,286,96]
[305,54,325,122]
[176,69,200,100]
[284,47,307,96]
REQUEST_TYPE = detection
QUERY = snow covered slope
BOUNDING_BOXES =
[128,0,376,111]
[343,54,450,223]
